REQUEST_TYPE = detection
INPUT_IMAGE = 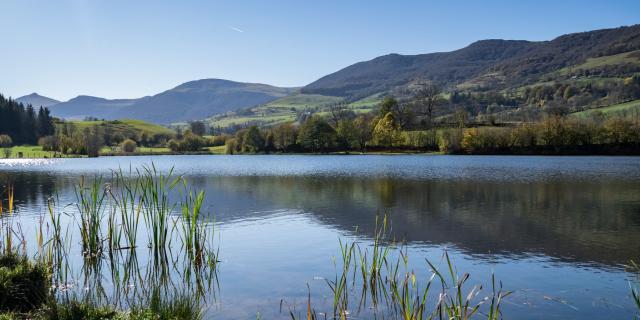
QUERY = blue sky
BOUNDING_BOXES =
[1,0,639,101]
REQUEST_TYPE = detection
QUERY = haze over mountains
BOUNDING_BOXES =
[16,24,640,125]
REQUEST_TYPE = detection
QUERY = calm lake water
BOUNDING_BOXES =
[1,155,639,319]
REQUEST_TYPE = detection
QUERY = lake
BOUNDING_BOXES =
[1,155,639,319]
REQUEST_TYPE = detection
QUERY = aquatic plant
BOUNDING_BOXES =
[75,176,107,258]
[286,214,511,320]
[0,164,219,319]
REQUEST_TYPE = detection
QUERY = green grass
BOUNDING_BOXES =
[557,50,640,75]
[71,119,175,137]
[207,146,226,154]
[571,99,640,118]
[210,112,296,128]
[1,146,76,159]
[263,93,343,109]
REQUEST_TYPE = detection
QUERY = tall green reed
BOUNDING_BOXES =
[75,176,107,258]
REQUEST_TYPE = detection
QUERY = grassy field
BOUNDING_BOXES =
[1,146,77,159]
[572,99,640,118]
[210,112,297,128]
[70,119,175,137]
[262,93,343,110]
[207,93,383,129]
[558,50,640,75]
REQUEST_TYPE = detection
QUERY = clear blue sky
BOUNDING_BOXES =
[1,0,639,101]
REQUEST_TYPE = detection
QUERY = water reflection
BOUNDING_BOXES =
[1,155,639,319]
[188,175,640,266]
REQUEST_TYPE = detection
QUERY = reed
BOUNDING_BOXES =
[288,215,511,320]
[138,164,179,256]
[75,176,107,258]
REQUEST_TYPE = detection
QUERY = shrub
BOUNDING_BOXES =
[405,130,437,150]
[225,138,238,155]
[0,253,49,312]
[121,139,137,153]
[209,135,228,147]
[38,135,59,152]
[461,127,510,153]
[167,139,179,152]
[0,135,11,148]
[179,134,205,152]
[437,128,463,153]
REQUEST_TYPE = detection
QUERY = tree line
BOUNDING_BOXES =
[0,94,55,145]
[220,84,640,155]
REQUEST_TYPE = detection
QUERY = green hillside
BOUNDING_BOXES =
[70,119,175,137]
[572,99,640,118]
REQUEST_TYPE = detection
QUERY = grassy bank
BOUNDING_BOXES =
[0,145,227,159]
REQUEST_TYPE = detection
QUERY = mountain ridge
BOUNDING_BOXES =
[16,93,60,107]
[302,24,640,100]
[49,79,298,124]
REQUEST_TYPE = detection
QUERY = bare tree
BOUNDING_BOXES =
[328,102,354,128]
[414,83,443,128]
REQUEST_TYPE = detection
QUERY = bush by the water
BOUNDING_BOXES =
[0,254,48,313]
[121,139,137,153]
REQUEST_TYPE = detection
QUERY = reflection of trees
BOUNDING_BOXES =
[5,170,640,266]
[194,175,640,266]
[0,172,63,212]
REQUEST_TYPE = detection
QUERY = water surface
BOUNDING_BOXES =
[1,155,639,319]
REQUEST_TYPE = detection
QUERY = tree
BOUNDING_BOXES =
[179,133,205,151]
[297,116,336,152]
[0,134,12,158]
[454,109,469,128]
[335,119,358,149]
[241,126,265,153]
[167,139,180,152]
[273,123,298,152]
[372,112,404,147]
[414,83,443,128]
[83,126,104,157]
[189,121,206,137]
[121,139,137,153]
[353,115,373,150]
[328,103,355,127]
[378,97,399,117]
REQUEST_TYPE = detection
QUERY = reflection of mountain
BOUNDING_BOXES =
[189,176,640,266]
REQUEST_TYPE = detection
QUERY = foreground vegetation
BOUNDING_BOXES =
[0,166,218,319]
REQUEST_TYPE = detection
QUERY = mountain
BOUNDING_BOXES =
[302,25,640,100]
[15,93,60,107]
[50,79,298,124]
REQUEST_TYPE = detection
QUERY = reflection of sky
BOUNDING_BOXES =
[1,155,640,319]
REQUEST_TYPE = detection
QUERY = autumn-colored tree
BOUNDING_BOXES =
[372,112,404,147]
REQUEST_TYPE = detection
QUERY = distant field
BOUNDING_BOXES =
[572,100,640,118]
[263,93,343,109]
[210,112,297,128]
[560,50,640,75]
[71,119,175,136]
[2,146,76,159]
[207,93,384,129]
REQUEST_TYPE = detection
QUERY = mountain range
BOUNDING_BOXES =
[302,24,640,100]
[18,80,297,124]
[16,93,60,108]
[16,24,640,125]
